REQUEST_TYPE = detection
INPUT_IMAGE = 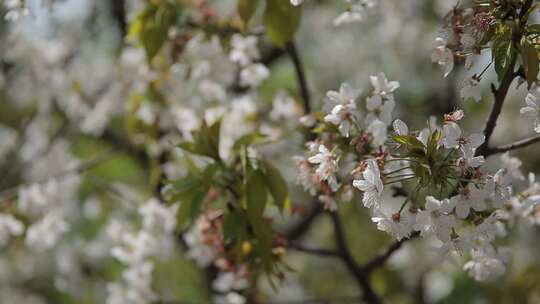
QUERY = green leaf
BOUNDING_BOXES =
[128,3,177,63]
[232,133,267,154]
[427,129,442,156]
[245,170,273,259]
[527,24,540,36]
[520,38,539,88]
[169,175,203,194]
[263,0,301,48]
[261,161,290,212]
[246,170,268,220]
[176,190,206,228]
[178,119,222,161]
[392,135,426,149]
[238,0,260,25]
[492,38,514,81]
[223,210,248,241]
[407,147,426,159]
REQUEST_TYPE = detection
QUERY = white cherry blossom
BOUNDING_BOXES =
[500,152,524,181]
[432,37,454,77]
[326,83,361,107]
[239,63,269,87]
[138,198,178,233]
[460,77,482,102]
[393,119,408,136]
[333,0,376,26]
[352,159,383,209]
[0,213,24,247]
[414,196,456,242]
[367,119,388,147]
[450,185,487,219]
[308,145,339,191]
[464,245,506,281]
[366,94,395,125]
[369,73,400,98]
[520,86,540,133]
[293,156,317,195]
[487,169,512,208]
[25,212,70,251]
[318,194,338,211]
[324,102,356,137]
[229,34,260,67]
[442,122,484,158]
[371,208,416,240]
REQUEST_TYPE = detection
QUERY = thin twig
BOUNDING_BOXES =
[476,60,517,156]
[289,243,342,258]
[263,295,363,304]
[362,232,419,274]
[159,295,364,304]
[0,149,117,204]
[485,134,540,156]
[229,46,286,94]
[478,0,533,156]
[110,0,127,37]
[328,212,381,304]
[287,41,311,114]
[283,203,324,241]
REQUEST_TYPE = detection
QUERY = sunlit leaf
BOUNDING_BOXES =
[520,38,539,88]
[263,0,301,48]
[238,0,260,26]
[261,161,290,212]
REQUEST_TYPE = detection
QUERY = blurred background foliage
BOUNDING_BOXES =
[0,0,539,303]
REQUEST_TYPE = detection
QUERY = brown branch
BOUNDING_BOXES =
[160,295,365,304]
[287,41,311,114]
[478,0,533,156]
[0,149,117,204]
[328,212,381,304]
[263,295,363,304]
[110,0,127,38]
[476,61,517,156]
[289,243,341,258]
[282,203,324,241]
[485,134,540,156]
[361,232,419,274]
[229,46,286,94]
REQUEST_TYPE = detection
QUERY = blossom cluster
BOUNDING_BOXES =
[521,85,540,134]
[291,0,377,26]
[295,75,540,281]
[3,0,30,21]
[16,141,79,251]
[431,4,497,102]
[184,210,251,304]
[106,199,178,304]
[0,0,538,302]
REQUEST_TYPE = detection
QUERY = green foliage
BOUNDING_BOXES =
[172,115,291,272]
[427,129,442,157]
[260,160,290,212]
[153,252,209,302]
[527,24,540,36]
[392,135,426,158]
[263,0,301,48]
[223,209,249,241]
[179,120,222,161]
[128,2,178,63]
[519,37,539,88]
[492,36,515,81]
[391,130,460,199]
[238,0,260,26]
[232,132,267,154]
[245,169,273,258]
